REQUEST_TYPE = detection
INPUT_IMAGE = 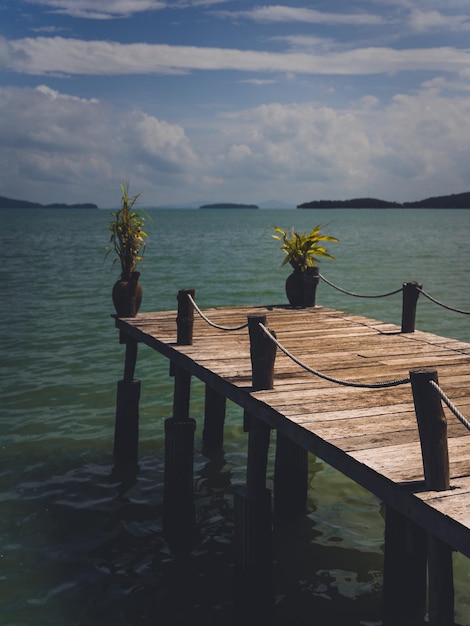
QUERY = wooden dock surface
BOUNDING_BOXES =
[115,304,470,559]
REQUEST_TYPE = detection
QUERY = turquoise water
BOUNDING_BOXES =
[1,208,469,625]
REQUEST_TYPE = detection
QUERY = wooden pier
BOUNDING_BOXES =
[113,297,470,625]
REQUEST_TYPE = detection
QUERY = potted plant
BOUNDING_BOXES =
[273,225,339,307]
[107,182,148,317]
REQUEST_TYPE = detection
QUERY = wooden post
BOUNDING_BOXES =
[176,288,195,345]
[163,364,196,547]
[274,432,308,516]
[234,415,272,616]
[401,281,422,333]
[248,314,276,391]
[427,534,454,626]
[410,367,450,491]
[383,507,427,625]
[202,385,226,454]
[410,367,454,625]
[113,336,140,474]
[234,314,276,617]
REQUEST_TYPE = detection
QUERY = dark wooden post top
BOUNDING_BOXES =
[410,367,450,491]
[248,314,277,391]
[176,289,195,345]
[401,281,422,333]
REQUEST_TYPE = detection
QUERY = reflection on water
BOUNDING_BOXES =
[1,448,388,625]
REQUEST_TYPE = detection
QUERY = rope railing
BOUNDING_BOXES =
[259,323,411,389]
[320,273,470,316]
[430,380,470,432]
[319,274,403,299]
[187,294,249,331]
[418,288,470,315]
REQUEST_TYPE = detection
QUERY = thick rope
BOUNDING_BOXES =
[259,323,410,388]
[418,288,470,315]
[187,294,249,331]
[430,380,470,431]
[319,274,403,299]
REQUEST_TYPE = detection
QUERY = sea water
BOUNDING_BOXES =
[1,207,469,625]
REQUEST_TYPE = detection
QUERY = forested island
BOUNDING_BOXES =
[0,195,98,209]
[199,203,259,209]
[298,192,470,209]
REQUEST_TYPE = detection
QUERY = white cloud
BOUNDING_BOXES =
[0,85,198,204]
[122,110,197,172]
[24,0,229,19]
[2,82,470,206]
[3,36,470,77]
[197,90,470,201]
[25,0,166,19]
[409,9,470,32]
[213,6,387,26]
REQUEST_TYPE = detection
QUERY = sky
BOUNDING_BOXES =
[1,1,470,208]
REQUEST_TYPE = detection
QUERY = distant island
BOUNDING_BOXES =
[199,203,259,209]
[0,194,98,209]
[298,192,470,209]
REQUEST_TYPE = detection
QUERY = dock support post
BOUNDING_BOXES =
[163,365,196,546]
[113,336,140,474]
[202,385,226,454]
[234,416,272,616]
[384,367,452,624]
[383,507,427,625]
[427,534,454,626]
[274,432,308,516]
[410,367,453,625]
[163,289,196,547]
[234,314,276,616]
[401,281,422,333]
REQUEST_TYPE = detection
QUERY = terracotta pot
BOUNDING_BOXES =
[285,266,319,307]
[112,271,142,317]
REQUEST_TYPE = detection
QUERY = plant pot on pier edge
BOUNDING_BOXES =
[285,266,320,308]
[112,271,142,317]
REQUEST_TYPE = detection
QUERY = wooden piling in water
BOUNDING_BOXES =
[202,385,226,453]
[274,432,308,516]
[383,507,427,625]
[410,367,454,625]
[384,367,453,625]
[234,314,276,613]
[113,336,140,474]
[163,363,196,544]
[163,290,197,545]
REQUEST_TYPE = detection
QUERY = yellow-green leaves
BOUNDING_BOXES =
[273,225,339,271]
[107,182,148,277]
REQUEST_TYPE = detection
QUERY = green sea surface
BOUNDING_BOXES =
[1,207,469,625]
